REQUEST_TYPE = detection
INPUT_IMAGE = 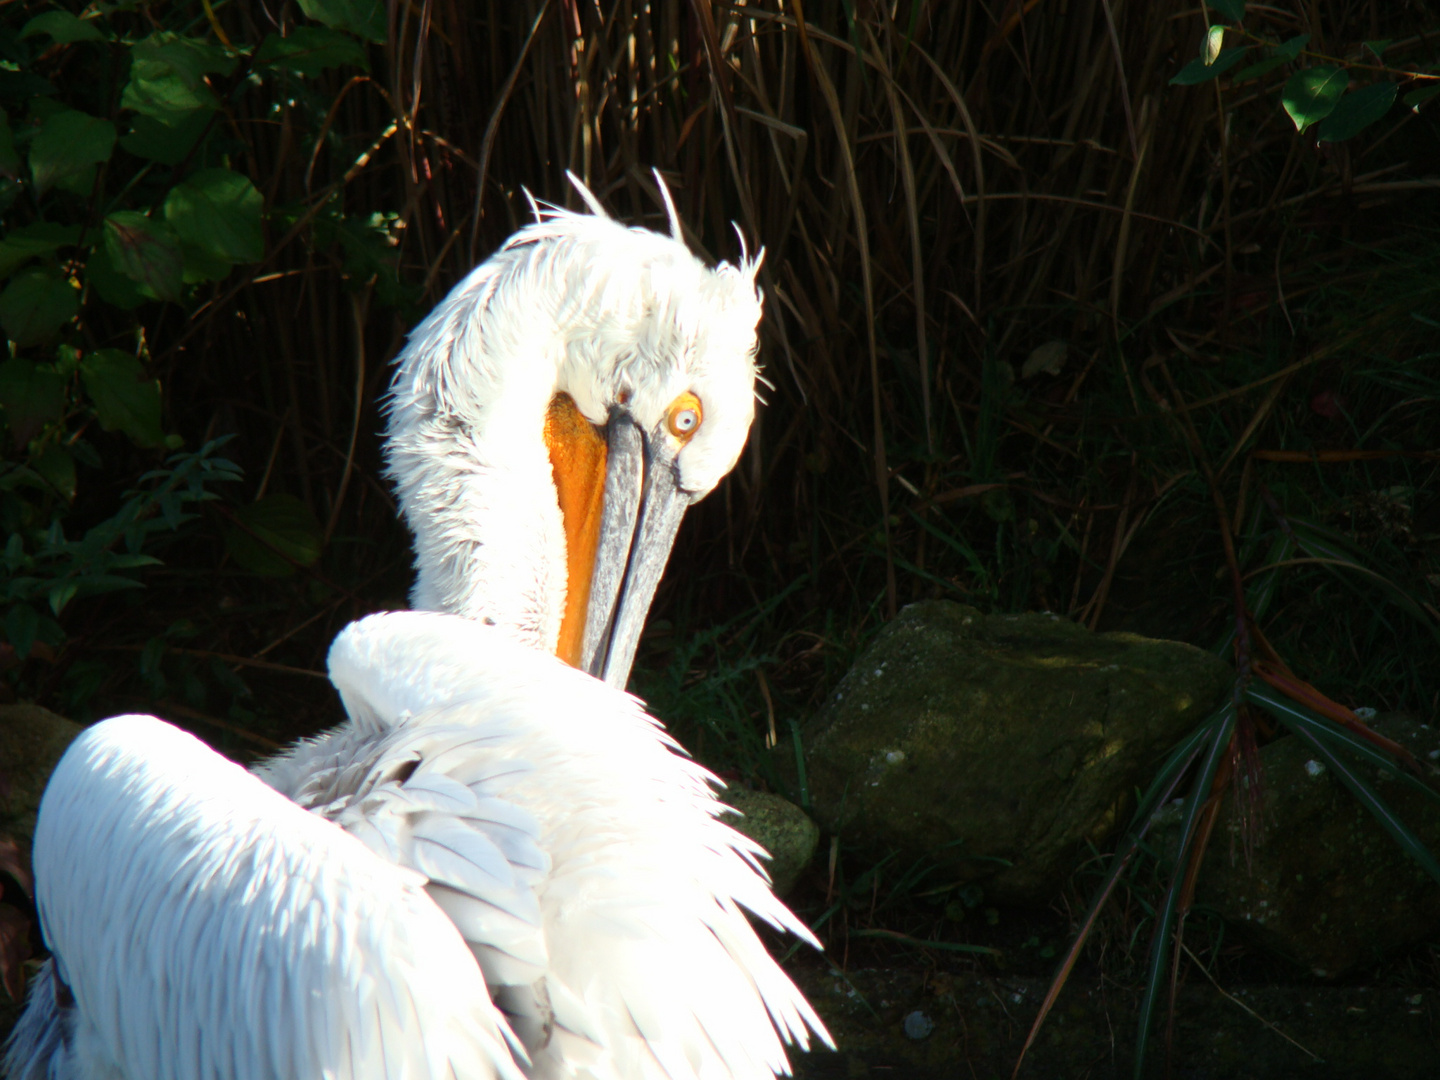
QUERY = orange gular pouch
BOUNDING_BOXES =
[543,393,608,667]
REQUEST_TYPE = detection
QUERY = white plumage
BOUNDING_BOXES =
[7,715,523,1080]
[384,188,763,679]
[8,182,831,1080]
[261,611,830,1080]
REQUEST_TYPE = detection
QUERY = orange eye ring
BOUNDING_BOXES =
[665,391,703,441]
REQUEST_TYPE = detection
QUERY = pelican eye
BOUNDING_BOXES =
[665,392,703,441]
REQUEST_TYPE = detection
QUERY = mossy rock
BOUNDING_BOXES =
[0,703,82,842]
[720,788,819,897]
[1189,713,1440,976]
[794,600,1232,904]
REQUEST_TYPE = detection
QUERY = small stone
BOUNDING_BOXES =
[719,788,820,897]
[902,1010,934,1040]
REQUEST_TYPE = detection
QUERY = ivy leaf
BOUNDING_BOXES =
[121,33,233,128]
[224,494,324,576]
[0,269,78,347]
[256,27,369,75]
[0,223,82,280]
[28,110,116,196]
[1283,67,1348,132]
[298,0,386,44]
[19,12,104,44]
[1274,33,1310,61]
[103,212,185,304]
[1209,0,1245,21]
[79,349,164,447]
[0,358,67,446]
[163,168,263,271]
[1316,83,1397,143]
[1171,46,1249,86]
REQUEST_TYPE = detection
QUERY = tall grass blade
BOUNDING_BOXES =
[1246,684,1440,807]
[1132,703,1236,1079]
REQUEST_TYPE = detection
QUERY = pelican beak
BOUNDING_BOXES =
[579,407,690,688]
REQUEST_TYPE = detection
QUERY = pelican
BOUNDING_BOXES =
[385,175,762,685]
[8,180,833,1079]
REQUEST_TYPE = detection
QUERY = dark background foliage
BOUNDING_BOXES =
[2,0,1439,1015]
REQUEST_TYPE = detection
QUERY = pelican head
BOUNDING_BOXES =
[385,176,761,687]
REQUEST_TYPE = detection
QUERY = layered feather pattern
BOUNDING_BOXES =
[7,715,523,1080]
[258,610,832,1080]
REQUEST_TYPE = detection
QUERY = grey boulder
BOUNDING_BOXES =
[794,600,1232,904]
[1189,712,1440,976]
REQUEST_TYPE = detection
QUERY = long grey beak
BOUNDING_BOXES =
[578,409,690,688]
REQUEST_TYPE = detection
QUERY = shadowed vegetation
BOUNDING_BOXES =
[1,0,1439,1069]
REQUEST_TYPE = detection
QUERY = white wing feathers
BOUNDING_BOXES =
[15,714,524,1080]
[261,610,832,1080]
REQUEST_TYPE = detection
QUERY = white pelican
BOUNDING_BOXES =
[8,182,833,1079]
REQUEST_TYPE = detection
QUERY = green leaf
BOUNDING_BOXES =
[47,580,76,616]
[0,222,83,280]
[1403,84,1440,110]
[1170,46,1248,86]
[0,358,67,444]
[256,27,369,75]
[224,494,324,576]
[121,33,233,127]
[163,168,263,271]
[0,109,20,179]
[20,12,104,44]
[103,212,185,303]
[1273,33,1310,61]
[1232,57,1286,83]
[1283,66,1348,132]
[1317,82,1397,143]
[1208,0,1245,21]
[298,0,386,43]
[85,241,146,309]
[119,109,211,166]
[28,110,116,195]
[34,442,75,499]
[79,349,163,447]
[4,604,38,663]
[1364,39,1392,59]
[0,269,78,346]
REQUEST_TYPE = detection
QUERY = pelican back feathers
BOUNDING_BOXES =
[260,610,832,1080]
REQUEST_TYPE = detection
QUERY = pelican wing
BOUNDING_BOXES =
[264,611,832,1080]
[8,714,523,1080]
